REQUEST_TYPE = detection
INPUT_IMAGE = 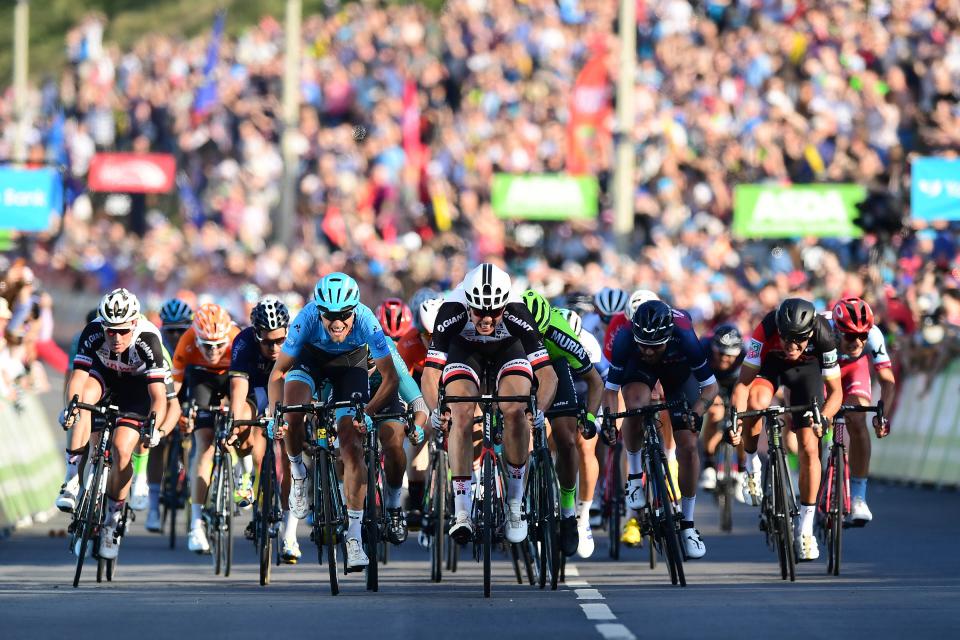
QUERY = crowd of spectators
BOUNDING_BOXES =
[2,1,960,380]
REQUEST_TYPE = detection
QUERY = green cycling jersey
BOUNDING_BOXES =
[543,308,593,376]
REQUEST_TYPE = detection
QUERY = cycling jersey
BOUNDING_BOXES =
[743,311,840,379]
[228,326,273,389]
[73,318,167,383]
[579,329,602,366]
[699,336,744,395]
[602,312,630,362]
[172,325,241,383]
[425,287,549,373]
[283,301,390,361]
[369,339,424,406]
[581,311,604,343]
[543,308,593,376]
[397,327,427,376]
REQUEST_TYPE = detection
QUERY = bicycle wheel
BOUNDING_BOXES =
[645,480,656,570]
[482,451,494,598]
[608,442,622,560]
[430,451,447,583]
[73,460,106,588]
[164,434,181,550]
[650,450,685,587]
[258,448,275,586]
[222,459,235,577]
[316,450,340,595]
[541,454,561,591]
[365,447,380,593]
[523,538,538,585]
[772,450,796,582]
[210,463,223,576]
[718,448,734,533]
[829,447,845,576]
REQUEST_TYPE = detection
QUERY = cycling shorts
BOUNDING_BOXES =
[840,357,872,402]
[287,345,369,420]
[247,386,269,416]
[180,367,230,430]
[441,339,533,391]
[87,358,165,431]
[754,354,824,427]
[546,358,579,418]
[614,362,701,432]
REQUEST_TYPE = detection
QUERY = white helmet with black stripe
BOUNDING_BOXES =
[98,288,140,328]
[462,263,512,311]
[594,287,629,317]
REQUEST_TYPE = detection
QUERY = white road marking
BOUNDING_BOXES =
[576,588,605,600]
[581,603,617,620]
[595,623,637,640]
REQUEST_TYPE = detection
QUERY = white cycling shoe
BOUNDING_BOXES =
[289,476,308,519]
[846,498,873,526]
[731,471,746,504]
[741,472,762,506]
[129,475,149,511]
[699,467,717,491]
[281,539,302,564]
[577,515,595,558]
[681,525,706,559]
[505,499,528,543]
[56,475,80,513]
[625,475,646,510]
[188,526,210,554]
[449,511,474,544]
[346,537,369,569]
[99,524,121,560]
[796,533,819,561]
[145,508,162,532]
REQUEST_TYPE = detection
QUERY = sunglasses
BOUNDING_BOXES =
[470,307,505,320]
[842,332,869,342]
[104,327,133,337]
[321,309,355,323]
[197,339,228,352]
[782,334,811,346]
[637,342,666,353]
[256,333,287,347]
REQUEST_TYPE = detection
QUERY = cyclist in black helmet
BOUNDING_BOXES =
[698,323,746,493]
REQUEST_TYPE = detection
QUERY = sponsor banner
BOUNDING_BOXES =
[910,157,960,221]
[491,173,598,221]
[88,153,176,193]
[732,184,865,238]
[0,167,62,232]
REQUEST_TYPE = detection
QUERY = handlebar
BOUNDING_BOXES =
[67,394,156,438]
[730,400,822,433]
[835,400,884,423]
[604,399,690,421]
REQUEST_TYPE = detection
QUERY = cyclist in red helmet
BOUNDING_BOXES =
[826,297,894,526]
[375,298,414,341]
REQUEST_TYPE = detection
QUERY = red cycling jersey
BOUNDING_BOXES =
[602,312,630,361]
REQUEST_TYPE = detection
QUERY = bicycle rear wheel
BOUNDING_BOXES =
[318,450,340,595]
[258,448,275,586]
[482,452,494,598]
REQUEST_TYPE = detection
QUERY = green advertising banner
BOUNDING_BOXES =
[733,184,866,238]
[492,174,599,221]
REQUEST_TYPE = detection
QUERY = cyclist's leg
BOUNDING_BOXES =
[60,373,104,507]
[281,361,318,525]
[441,347,482,519]
[741,366,777,504]
[546,360,580,519]
[841,358,872,517]
[497,353,534,544]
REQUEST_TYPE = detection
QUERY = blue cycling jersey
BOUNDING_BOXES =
[229,326,272,389]
[282,301,391,360]
[606,308,716,390]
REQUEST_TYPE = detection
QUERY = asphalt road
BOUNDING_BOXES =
[1,482,957,640]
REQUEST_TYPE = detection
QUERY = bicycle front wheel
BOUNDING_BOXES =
[221,460,235,577]
[430,451,447,583]
[319,450,340,595]
[73,461,106,588]
[829,447,845,576]
[540,455,561,591]
[482,452,494,598]
[365,448,380,593]
[772,451,796,582]
[608,443,622,560]
[650,450,685,587]
[258,448,275,586]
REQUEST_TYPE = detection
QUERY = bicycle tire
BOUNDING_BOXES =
[608,442,622,560]
[431,451,447,583]
[719,448,734,533]
[770,453,788,579]
[830,447,844,576]
[645,479,656,570]
[258,447,274,586]
[164,434,181,550]
[73,459,106,588]
[523,538,538,585]
[211,463,223,576]
[772,450,796,582]
[318,450,340,595]
[223,460,235,577]
[651,449,685,587]
[510,543,523,584]
[482,451,494,598]
[541,454,561,591]
[365,445,380,593]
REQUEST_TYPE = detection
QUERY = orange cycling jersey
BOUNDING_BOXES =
[172,325,241,383]
[397,327,427,376]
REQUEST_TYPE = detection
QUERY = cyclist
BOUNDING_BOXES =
[266,272,399,570]
[375,298,414,342]
[171,302,241,554]
[827,297,894,525]
[144,299,193,532]
[557,306,604,556]
[698,323,746,494]
[421,263,557,545]
[57,289,169,560]
[523,291,601,557]
[227,297,299,561]
[582,287,629,347]
[398,296,444,528]
[603,300,718,559]
[731,298,842,562]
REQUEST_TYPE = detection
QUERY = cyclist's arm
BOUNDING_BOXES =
[534,363,558,413]
[877,366,895,410]
[420,301,464,413]
[421,366,441,413]
[368,354,398,416]
[148,380,167,426]
[582,366,603,417]
[229,375,250,419]
[63,367,90,408]
[602,329,630,415]
[731,365,759,414]
[267,352,296,417]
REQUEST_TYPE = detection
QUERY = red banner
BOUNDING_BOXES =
[88,153,176,193]
[566,50,611,175]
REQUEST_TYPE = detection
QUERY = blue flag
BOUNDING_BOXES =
[192,10,226,118]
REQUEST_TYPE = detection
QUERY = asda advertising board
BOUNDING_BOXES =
[491,174,598,221]
[733,184,866,238]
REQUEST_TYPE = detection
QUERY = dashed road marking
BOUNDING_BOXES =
[567,564,637,638]
[575,588,604,600]
[581,603,617,620]
[595,623,637,640]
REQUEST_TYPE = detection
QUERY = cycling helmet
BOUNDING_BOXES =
[314,272,360,313]
[632,300,674,346]
[522,290,552,335]
[409,287,439,325]
[832,297,874,334]
[193,303,233,343]
[594,287,629,318]
[556,308,583,337]
[463,263,512,311]
[251,297,290,332]
[418,297,444,334]
[711,323,743,355]
[627,289,659,318]
[159,298,193,328]
[98,288,140,327]
[375,298,414,339]
[565,291,595,316]
[775,298,817,340]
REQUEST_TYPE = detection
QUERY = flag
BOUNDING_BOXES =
[566,44,611,175]
[402,78,424,181]
[176,171,204,227]
[192,10,227,121]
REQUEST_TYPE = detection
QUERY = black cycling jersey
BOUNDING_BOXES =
[72,319,167,383]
